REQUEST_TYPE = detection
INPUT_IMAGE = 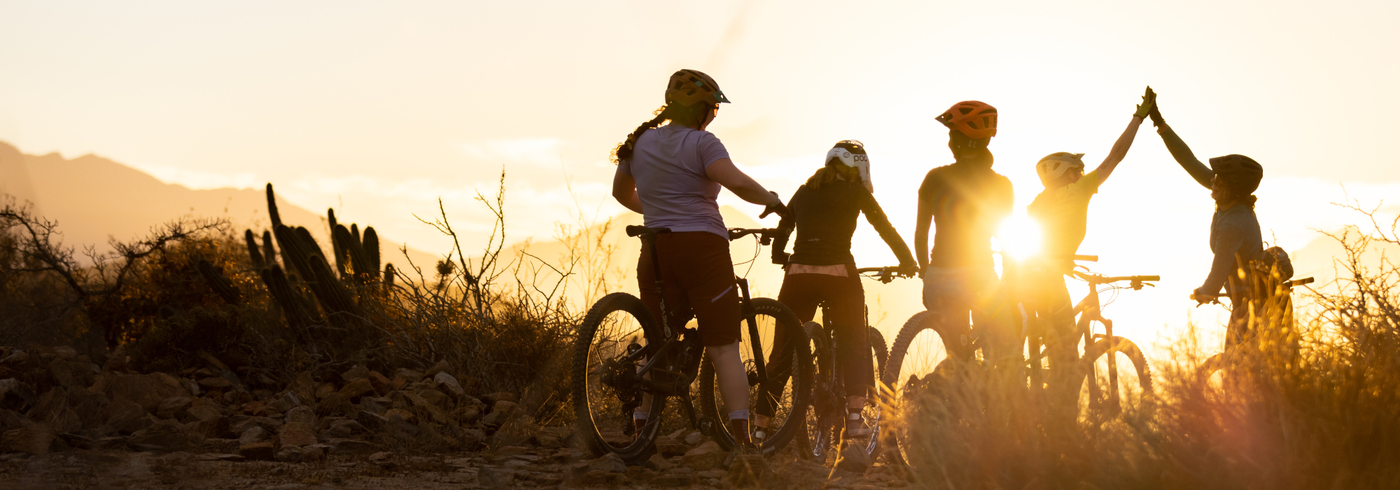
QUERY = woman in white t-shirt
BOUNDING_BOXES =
[612,69,786,450]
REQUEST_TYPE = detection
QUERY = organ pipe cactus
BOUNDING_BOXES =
[245,230,264,269]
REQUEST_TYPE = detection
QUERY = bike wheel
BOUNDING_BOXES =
[572,292,668,462]
[846,327,888,460]
[1075,336,1153,423]
[801,322,839,462]
[881,311,962,469]
[699,297,813,454]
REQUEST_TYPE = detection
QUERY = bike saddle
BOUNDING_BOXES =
[626,225,672,237]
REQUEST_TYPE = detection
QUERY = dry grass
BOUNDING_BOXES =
[886,207,1400,489]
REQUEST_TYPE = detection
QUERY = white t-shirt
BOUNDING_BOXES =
[617,124,732,238]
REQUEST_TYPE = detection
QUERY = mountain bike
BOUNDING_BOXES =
[881,255,1159,467]
[800,266,909,464]
[571,225,812,463]
[1192,276,1313,397]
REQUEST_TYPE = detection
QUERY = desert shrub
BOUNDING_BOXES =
[890,205,1400,489]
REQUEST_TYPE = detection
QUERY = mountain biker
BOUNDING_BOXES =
[1025,87,1156,390]
[1147,95,1263,350]
[612,69,788,449]
[764,140,920,439]
[913,101,1016,366]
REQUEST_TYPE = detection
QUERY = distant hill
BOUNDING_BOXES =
[0,140,435,268]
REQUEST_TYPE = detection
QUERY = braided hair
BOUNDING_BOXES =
[612,102,714,164]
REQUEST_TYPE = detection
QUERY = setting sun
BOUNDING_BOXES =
[995,212,1043,261]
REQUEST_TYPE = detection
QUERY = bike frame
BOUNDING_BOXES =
[624,226,777,431]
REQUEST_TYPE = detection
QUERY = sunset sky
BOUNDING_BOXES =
[3,1,1398,351]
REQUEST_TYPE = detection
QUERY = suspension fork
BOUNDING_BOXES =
[736,278,770,391]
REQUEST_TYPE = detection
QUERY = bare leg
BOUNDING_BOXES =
[707,341,750,414]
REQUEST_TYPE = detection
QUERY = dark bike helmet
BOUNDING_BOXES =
[1209,154,1263,195]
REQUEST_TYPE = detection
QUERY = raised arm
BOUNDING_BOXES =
[705,158,782,207]
[1093,116,1145,184]
[857,188,918,271]
[612,164,644,214]
[1150,102,1214,190]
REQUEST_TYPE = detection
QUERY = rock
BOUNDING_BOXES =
[480,400,518,427]
[683,430,704,445]
[156,397,192,420]
[682,441,725,471]
[647,453,675,471]
[49,346,76,360]
[238,442,275,461]
[325,419,366,438]
[25,388,81,434]
[48,358,77,388]
[341,365,369,382]
[405,392,449,424]
[0,425,56,454]
[197,438,240,453]
[355,411,388,430]
[101,399,152,436]
[655,435,687,456]
[197,377,233,390]
[284,406,316,427]
[197,453,245,462]
[278,422,317,447]
[315,382,337,401]
[326,438,379,455]
[339,378,375,399]
[367,371,391,396]
[186,402,222,423]
[727,453,772,487]
[0,379,19,401]
[653,471,694,487]
[289,372,316,405]
[369,451,392,462]
[415,388,451,409]
[433,372,464,397]
[384,408,415,424]
[127,420,192,452]
[836,444,873,474]
[451,406,481,424]
[393,368,423,383]
[424,360,451,378]
[238,426,269,446]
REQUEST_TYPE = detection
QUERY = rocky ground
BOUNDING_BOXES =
[0,345,911,489]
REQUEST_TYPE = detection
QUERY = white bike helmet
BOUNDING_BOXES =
[826,140,873,192]
[1035,152,1086,187]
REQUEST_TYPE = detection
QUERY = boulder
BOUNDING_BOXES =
[238,426,269,446]
[100,399,152,436]
[415,388,451,409]
[238,442,275,461]
[341,365,369,382]
[646,453,675,471]
[451,406,481,424]
[682,441,725,471]
[424,360,451,378]
[367,371,391,396]
[433,372,464,397]
[326,438,379,455]
[325,419,367,438]
[277,422,318,447]
[727,453,773,486]
[106,374,188,412]
[339,379,375,399]
[156,397,192,420]
[284,406,316,427]
[127,420,192,452]
[197,377,233,390]
[0,425,56,454]
[835,444,873,474]
[355,411,388,431]
[480,400,518,427]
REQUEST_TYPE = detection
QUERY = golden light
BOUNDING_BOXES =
[995,212,1042,261]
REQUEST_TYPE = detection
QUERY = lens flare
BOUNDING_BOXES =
[995,213,1042,261]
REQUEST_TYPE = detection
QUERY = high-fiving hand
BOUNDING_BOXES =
[1134,86,1157,119]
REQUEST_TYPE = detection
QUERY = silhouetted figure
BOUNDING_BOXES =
[1149,96,1264,349]
[914,101,1016,365]
[766,140,918,439]
[1025,87,1157,389]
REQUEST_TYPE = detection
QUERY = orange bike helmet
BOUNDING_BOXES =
[936,101,998,139]
[665,69,730,107]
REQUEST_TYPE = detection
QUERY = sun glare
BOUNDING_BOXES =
[995,213,1042,261]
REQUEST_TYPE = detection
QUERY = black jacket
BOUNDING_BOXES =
[773,180,917,268]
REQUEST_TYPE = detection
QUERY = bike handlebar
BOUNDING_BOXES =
[727,228,783,245]
[1188,276,1314,304]
[854,266,914,284]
